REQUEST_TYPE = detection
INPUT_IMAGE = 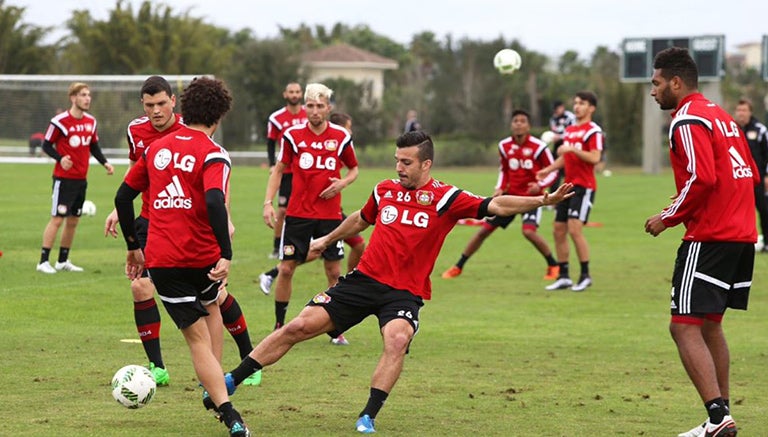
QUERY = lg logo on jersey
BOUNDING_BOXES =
[154,148,196,172]
[299,152,336,170]
[508,158,533,170]
[379,205,429,228]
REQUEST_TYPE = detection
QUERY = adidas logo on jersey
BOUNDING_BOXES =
[728,146,753,179]
[154,175,192,209]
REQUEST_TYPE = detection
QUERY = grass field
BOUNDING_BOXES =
[1,162,767,436]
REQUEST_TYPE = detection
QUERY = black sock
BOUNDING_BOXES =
[40,247,51,264]
[217,401,242,427]
[58,247,70,263]
[360,388,389,419]
[275,301,289,326]
[580,261,590,278]
[266,267,279,278]
[273,237,280,252]
[456,254,470,269]
[558,262,569,278]
[134,298,163,368]
[220,293,253,360]
[544,254,557,266]
[231,356,263,386]
[704,397,727,424]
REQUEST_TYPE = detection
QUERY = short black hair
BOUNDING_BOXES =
[180,77,232,127]
[552,100,564,110]
[141,75,173,97]
[653,47,699,89]
[396,131,434,162]
[575,91,598,108]
[511,109,531,122]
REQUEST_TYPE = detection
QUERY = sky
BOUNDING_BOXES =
[13,0,768,58]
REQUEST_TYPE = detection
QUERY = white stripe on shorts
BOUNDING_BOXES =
[51,179,61,216]
[578,188,593,222]
[693,271,730,290]
[679,241,700,314]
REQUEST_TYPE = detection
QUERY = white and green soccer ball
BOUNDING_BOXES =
[493,49,522,75]
[111,365,156,409]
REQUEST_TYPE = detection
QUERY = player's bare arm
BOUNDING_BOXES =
[263,161,286,228]
[489,182,573,216]
[536,155,564,180]
[319,165,359,199]
[309,210,370,256]
[560,146,601,165]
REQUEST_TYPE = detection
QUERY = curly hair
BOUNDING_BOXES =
[181,77,232,127]
[653,47,699,89]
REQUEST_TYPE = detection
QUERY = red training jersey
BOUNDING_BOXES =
[126,114,185,219]
[357,178,488,300]
[661,93,759,243]
[124,126,232,268]
[44,111,100,180]
[562,121,603,190]
[496,134,557,195]
[279,122,358,220]
[268,106,307,175]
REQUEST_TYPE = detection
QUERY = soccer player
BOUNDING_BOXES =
[548,100,576,146]
[262,83,359,344]
[37,82,114,274]
[733,98,768,252]
[104,76,259,386]
[217,131,573,434]
[537,91,604,292]
[441,109,559,280]
[265,82,307,259]
[646,47,757,437]
[114,77,250,437]
[257,112,367,303]
[403,109,421,133]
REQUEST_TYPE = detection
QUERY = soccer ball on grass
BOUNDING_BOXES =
[493,49,522,75]
[111,365,156,408]
[81,200,97,217]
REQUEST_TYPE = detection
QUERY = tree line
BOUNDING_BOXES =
[1,0,766,165]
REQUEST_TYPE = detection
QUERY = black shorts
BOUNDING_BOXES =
[485,207,541,229]
[281,216,344,262]
[307,270,423,335]
[278,173,293,208]
[135,216,150,278]
[50,177,87,217]
[670,241,753,315]
[148,265,221,329]
[554,185,594,223]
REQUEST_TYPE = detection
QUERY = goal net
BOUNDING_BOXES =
[0,75,206,155]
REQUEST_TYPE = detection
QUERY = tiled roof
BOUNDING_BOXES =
[301,43,397,67]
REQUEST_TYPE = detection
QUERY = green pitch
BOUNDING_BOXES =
[1,163,766,435]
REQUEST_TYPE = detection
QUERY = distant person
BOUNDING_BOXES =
[265,82,307,259]
[258,112,367,315]
[403,109,421,133]
[441,109,560,280]
[114,77,250,437]
[647,47,756,437]
[28,132,44,156]
[733,98,768,252]
[548,100,576,146]
[537,91,604,292]
[214,131,573,434]
[262,83,359,347]
[37,82,114,274]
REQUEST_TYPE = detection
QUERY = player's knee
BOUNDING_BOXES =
[277,262,296,277]
[384,330,413,354]
[521,226,537,239]
[131,279,155,301]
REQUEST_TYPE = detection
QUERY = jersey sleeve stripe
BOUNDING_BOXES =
[205,151,232,165]
[661,123,697,220]
[436,187,461,216]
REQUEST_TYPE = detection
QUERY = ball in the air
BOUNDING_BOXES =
[81,200,97,216]
[493,49,522,75]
